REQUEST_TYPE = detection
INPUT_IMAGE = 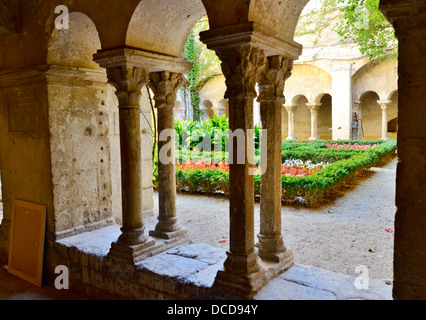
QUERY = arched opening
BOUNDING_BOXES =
[292,95,311,139]
[359,91,382,140]
[317,93,333,140]
[199,100,214,121]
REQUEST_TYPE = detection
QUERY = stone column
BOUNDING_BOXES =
[149,71,188,240]
[200,21,303,298]
[212,45,267,296]
[94,47,193,263]
[284,105,298,140]
[380,0,426,299]
[100,64,155,262]
[378,100,391,140]
[307,103,322,140]
[257,56,294,269]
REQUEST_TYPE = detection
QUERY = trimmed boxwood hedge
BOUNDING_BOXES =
[153,139,397,208]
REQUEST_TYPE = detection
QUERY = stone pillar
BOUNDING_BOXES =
[200,21,303,298]
[149,71,188,240]
[99,64,155,262]
[257,56,294,269]
[212,45,267,297]
[284,105,298,140]
[94,47,193,263]
[331,64,353,140]
[380,0,426,299]
[378,100,391,140]
[307,103,322,140]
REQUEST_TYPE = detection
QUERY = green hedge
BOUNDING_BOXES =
[153,139,397,208]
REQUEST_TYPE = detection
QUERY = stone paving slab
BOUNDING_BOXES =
[45,228,394,300]
[255,264,393,300]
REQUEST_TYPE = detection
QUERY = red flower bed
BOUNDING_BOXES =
[281,165,322,177]
[176,160,230,173]
[326,143,379,150]
[175,160,323,177]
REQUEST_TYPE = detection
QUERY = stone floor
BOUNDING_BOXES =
[0,266,84,300]
[0,238,392,300]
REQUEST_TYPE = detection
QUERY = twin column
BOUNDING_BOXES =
[210,45,294,297]
[94,49,190,263]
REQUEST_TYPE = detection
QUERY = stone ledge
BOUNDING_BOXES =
[43,226,393,300]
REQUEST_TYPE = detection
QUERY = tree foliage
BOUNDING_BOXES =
[333,0,398,61]
[296,0,397,61]
[184,17,222,121]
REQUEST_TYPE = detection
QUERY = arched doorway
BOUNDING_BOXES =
[359,91,382,140]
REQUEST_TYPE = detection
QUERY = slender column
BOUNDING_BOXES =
[103,65,155,261]
[378,100,391,140]
[212,45,267,297]
[257,56,294,268]
[307,103,322,140]
[284,105,298,140]
[149,71,188,240]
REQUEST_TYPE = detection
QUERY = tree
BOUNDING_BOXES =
[333,0,398,61]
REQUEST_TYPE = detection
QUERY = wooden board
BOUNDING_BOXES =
[8,199,47,287]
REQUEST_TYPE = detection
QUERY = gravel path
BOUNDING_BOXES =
[147,157,397,281]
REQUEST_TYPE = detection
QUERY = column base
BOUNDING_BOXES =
[260,248,295,280]
[286,136,298,140]
[107,232,192,265]
[309,136,320,140]
[213,266,268,300]
[149,228,189,240]
[107,238,156,264]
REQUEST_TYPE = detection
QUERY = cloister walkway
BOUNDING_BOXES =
[0,156,396,300]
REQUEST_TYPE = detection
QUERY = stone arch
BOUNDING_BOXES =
[285,64,332,104]
[217,99,229,117]
[317,93,333,140]
[47,12,102,70]
[352,58,398,104]
[126,0,207,58]
[359,91,381,140]
[291,95,310,139]
[199,100,214,121]
[203,0,309,43]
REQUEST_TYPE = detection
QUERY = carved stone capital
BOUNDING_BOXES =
[284,104,297,113]
[93,47,192,107]
[106,66,150,107]
[215,45,266,99]
[306,103,322,115]
[257,56,293,103]
[378,100,392,110]
[148,72,186,108]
